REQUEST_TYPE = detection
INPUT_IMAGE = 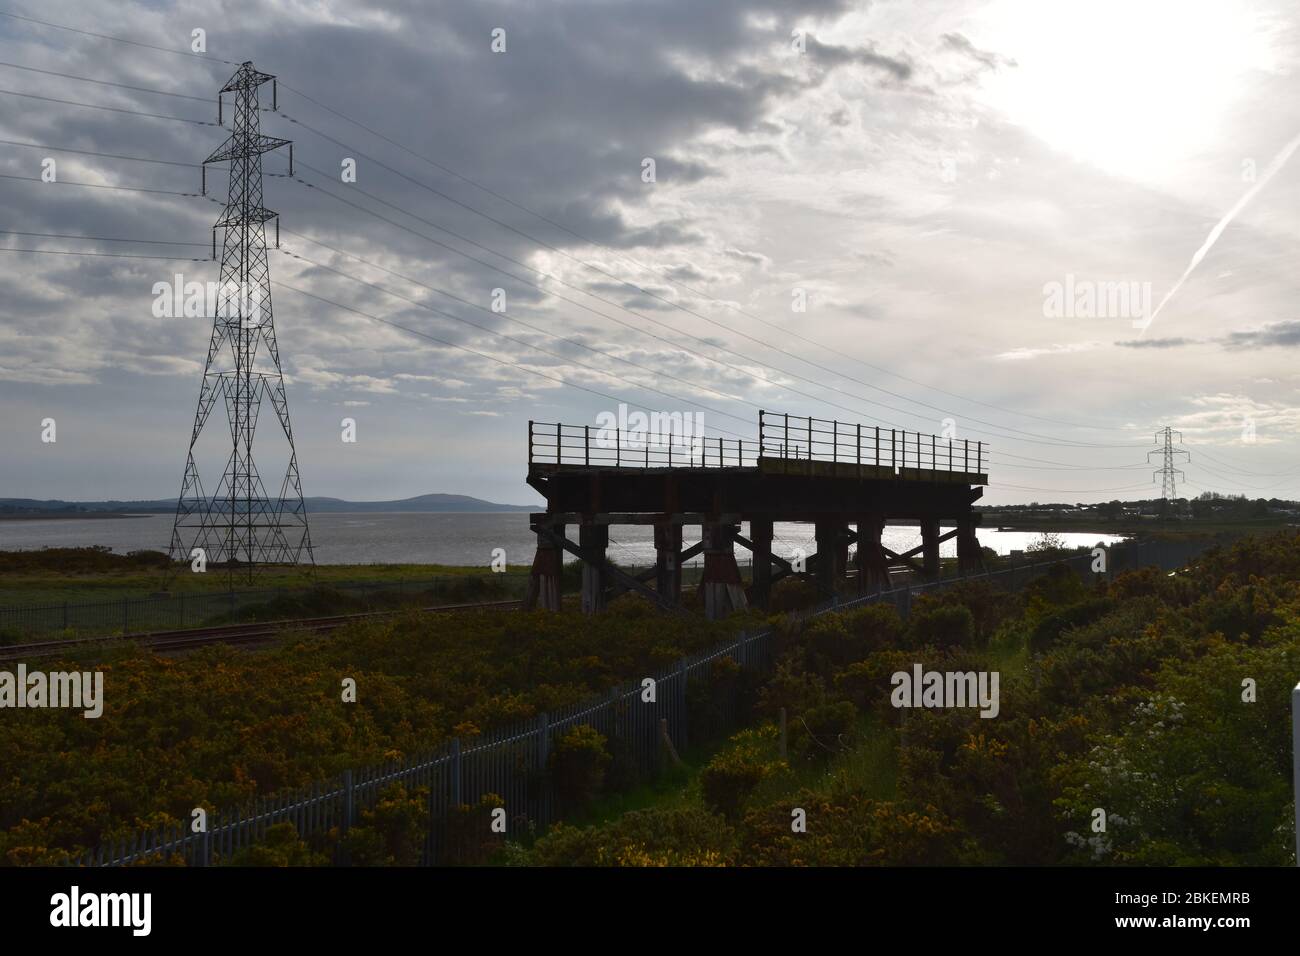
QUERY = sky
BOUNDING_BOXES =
[0,0,1298,507]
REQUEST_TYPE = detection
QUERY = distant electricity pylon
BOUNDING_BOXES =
[169,62,313,583]
[1148,426,1189,501]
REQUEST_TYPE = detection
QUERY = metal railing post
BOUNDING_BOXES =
[785,413,790,474]
[584,425,590,466]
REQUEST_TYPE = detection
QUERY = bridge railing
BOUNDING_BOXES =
[528,413,987,477]
[528,420,762,469]
[758,410,986,476]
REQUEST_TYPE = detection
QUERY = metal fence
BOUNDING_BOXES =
[74,535,1218,867]
[0,575,522,640]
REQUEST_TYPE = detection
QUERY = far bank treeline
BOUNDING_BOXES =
[2,532,1300,865]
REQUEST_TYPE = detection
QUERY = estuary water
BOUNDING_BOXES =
[0,513,1125,567]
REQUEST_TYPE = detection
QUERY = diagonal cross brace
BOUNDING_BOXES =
[535,527,687,615]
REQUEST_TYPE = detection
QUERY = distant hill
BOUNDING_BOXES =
[0,493,537,515]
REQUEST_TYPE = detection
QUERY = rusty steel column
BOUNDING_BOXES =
[523,520,565,611]
[579,521,608,615]
[700,521,747,620]
[855,513,889,593]
[654,519,683,606]
[957,515,982,576]
[749,517,773,609]
[920,518,941,581]
[814,520,843,598]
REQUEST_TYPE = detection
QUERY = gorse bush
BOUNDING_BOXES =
[522,532,1300,867]
[700,727,785,820]
[0,602,760,863]
[549,725,611,814]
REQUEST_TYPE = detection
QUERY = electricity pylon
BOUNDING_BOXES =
[1148,426,1189,502]
[169,62,313,585]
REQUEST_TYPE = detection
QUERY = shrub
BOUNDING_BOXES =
[549,725,611,814]
[768,577,820,612]
[526,807,735,866]
[337,784,428,866]
[790,700,858,758]
[700,735,783,820]
[1028,598,1115,654]
[444,793,505,866]
[225,822,328,867]
[905,604,976,650]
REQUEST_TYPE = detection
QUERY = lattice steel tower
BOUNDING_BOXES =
[169,62,313,582]
[1148,425,1189,501]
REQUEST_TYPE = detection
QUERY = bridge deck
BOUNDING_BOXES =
[523,412,990,615]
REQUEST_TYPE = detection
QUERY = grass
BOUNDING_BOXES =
[0,548,532,606]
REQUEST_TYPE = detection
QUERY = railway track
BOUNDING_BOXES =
[0,599,523,663]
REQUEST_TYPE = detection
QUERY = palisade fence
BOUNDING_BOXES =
[0,575,524,640]
[75,535,1216,867]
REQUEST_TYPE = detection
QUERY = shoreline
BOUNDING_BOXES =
[0,513,157,522]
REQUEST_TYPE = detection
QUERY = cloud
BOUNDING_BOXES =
[1221,320,1300,350]
[803,34,913,81]
[1116,336,1198,349]
[940,32,1017,72]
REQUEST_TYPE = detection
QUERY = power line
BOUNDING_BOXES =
[0,229,207,246]
[0,87,218,125]
[276,126,1134,446]
[278,233,1146,476]
[279,231,762,426]
[278,279,760,439]
[272,82,1122,434]
[989,480,1155,494]
[0,10,235,64]
[2,143,1152,476]
[0,136,200,167]
[0,59,211,101]
[0,34,1141,445]
[0,246,207,261]
[283,161,1142,450]
[275,244,758,436]
[0,170,201,197]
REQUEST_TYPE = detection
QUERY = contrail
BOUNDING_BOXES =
[1139,129,1300,336]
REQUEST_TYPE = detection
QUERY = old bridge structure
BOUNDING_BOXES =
[523,410,988,619]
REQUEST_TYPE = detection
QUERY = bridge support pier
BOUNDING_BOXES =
[920,518,941,581]
[654,520,682,606]
[580,522,608,615]
[855,514,889,593]
[814,520,843,598]
[749,517,773,609]
[700,521,747,620]
[957,516,983,576]
[524,519,564,611]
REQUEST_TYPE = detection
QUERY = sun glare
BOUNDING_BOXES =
[974,0,1277,181]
